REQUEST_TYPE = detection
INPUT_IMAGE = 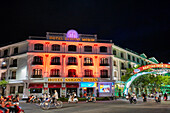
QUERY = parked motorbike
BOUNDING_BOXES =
[68,95,78,103]
[129,97,137,104]
[155,97,161,103]
[86,94,96,103]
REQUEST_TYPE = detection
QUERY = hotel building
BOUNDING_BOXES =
[0,30,158,98]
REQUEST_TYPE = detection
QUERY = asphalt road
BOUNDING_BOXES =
[20,99,170,113]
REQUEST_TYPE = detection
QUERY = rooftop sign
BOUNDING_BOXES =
[47,29,96,42]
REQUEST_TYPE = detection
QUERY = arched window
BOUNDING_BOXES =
[84,69,93,77]
[121,52,124,58]
[114,71,117,77]
[100,58,109,66]
[84,46,92,52]
[68,45,77,51]
[32,56,43,65]
[51,57,60,65]
[68,57,77,65]
[121,62,125,69]
[34,43,43,50]
[84,57,93,66]
[113,60,117,66]
[50,69,60,77]
[52,44,60,51]
[68,69,77,77]
[32,69,42,78]
[100,46,107,52]
[100,70,108,78]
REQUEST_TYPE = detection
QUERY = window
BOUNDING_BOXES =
[100,70,108,78]
[51,57,60,65]
[132,56,135,61]
[14,47,18,54]
[32,69,42,78]
[128,55,131,60]
[84,57,93,66]
[100,58,109,66]
[137,58,139,63]
[113,61,117,66]
[32,56,43,65]
[30,88,42,93]
[1,72,6,80]
[121,52,124,58]
[11,70,16,79]
[128,64,131,68]
[52,44,60,51]
[68,57,77,65]
[10,86,15,94]
[114,71,117,77]
[121,63,125,69]
[84,69,93,77]
[34,44,43,50]
[100,46,107,52]
[50,69,60,77]
[4,49,8,56]
[68,69,77,77]
[18,86,23,93]
[84,46,92,52]
[68,45,76,51]
[141,60,144,65]
[11,59,17,67]
[113,50,117,55]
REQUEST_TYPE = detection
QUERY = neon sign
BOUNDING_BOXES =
[66,30,79,38]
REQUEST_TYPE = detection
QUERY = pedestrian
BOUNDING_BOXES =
[164,92,168,101]
[142,92,146,102]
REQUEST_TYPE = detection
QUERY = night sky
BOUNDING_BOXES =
[1,0,169,63]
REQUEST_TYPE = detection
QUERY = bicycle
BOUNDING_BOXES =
[40,98,63,110]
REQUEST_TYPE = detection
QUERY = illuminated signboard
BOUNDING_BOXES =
[80,82,97,87]
[100,85,110,93]
[47,29,96,42]
[134,64,170,74]
[48,78,98,82]
[83,78,98,82]
[48,78,63,82]
[65,78,81,82]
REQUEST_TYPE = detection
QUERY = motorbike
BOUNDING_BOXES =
[68,95,78,103]
[155,97,161,103]
[143,97,147,102]
[129,97,137,104]
[40,98,63,110]
[86,94,96,103]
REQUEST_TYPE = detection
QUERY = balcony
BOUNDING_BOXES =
[67,75,78,77]
[10,64,17,67]
[50,75,60,77]
[32,62,43,65]
[100,75,109,78]
[51,62,61,65]
[1,66,7,69]
[100,63,109,66]
[67,62,78,65]
[84,75,94,77]
[84,63,94,66]
[31,75,42,78]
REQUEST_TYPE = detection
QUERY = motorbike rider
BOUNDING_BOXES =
[130,92,137,103]
[142,92,146,102]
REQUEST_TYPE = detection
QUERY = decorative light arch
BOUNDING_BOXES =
[123,64,170,95]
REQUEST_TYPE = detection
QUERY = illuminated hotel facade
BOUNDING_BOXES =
[0,30,158,98]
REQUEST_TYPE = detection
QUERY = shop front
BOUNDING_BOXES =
[80,82,97,97]
[29,83,43,96]
[66,83,79,97]
[48,83,61,97]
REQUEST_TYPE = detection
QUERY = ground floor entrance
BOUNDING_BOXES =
[49,88,60,97]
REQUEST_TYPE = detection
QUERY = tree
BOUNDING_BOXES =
[0,79,8,96]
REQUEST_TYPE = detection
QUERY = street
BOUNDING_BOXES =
[20,99,170,113]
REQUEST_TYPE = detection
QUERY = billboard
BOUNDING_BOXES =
[100,85,110,93]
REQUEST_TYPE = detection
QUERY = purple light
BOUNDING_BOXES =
[66,30,79,38]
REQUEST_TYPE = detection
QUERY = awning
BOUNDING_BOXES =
[66,83,79,88]
[29,83,43,88]
[48,83,61,88]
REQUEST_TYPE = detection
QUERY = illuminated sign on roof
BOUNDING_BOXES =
[66,30,79,39]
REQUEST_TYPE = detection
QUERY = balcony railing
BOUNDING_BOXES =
[100,63,109,66]
[50,75,60,77]
[32,62,43,65]
[67,75,78,77]
[10,64,17,67]
[83,63,94,66]
[31,75,42,78]
[51,62,61,65]
[84,75,94,77]
[67,62,78,65]
[100,75,109,78]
